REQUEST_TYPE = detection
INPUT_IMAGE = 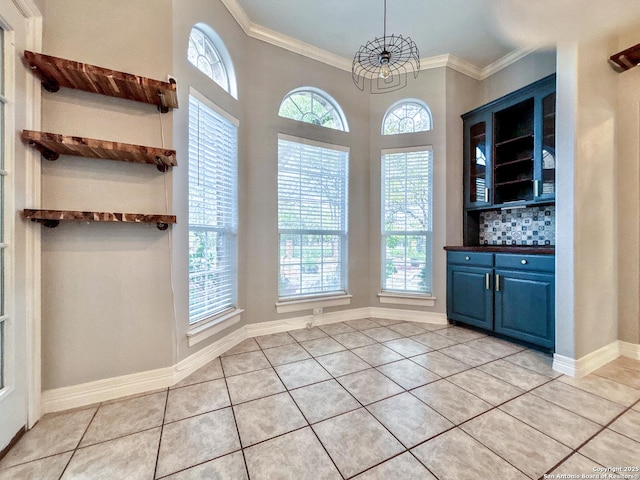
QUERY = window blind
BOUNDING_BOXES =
[381,147,433,294]
[188,94,238,323]
[278,135,348,298]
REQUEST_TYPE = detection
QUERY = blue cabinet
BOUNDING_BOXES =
[447,250,555,349]
[462,75,556,246]
[447,252,493,330]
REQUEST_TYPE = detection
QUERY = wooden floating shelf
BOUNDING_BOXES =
[609,42,640,73]
[24,50,178,112]
[22,130,176,172]
[23,209,176,230]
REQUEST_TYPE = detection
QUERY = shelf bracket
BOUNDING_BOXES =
[157,91,169,114]
[33,219,60,228]
[155,156,168,172]
[156,78,176,114]
[156,222,169,231]
[40,146,60,161]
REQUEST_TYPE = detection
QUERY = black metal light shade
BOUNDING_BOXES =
[352,0,420,93]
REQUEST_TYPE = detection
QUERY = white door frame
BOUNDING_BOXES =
[0,0,42,443]
[15,0,43,429]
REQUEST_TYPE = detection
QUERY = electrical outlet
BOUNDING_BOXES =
[313,307,323,316]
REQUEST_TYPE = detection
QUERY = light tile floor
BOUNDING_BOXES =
[1,319,639,479]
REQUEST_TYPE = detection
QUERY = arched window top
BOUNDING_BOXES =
[382,99,432,135]
[187,24,237,99]
[278,88,349,132]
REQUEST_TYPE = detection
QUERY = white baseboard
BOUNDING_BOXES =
[41,366,175,413]
[619,340,640,360]
[41,306,448,413]
[369,307,448,325]
[553,341,621,378]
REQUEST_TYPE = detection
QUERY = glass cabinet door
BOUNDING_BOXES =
[539,92,556,199]
[466,118,491,207]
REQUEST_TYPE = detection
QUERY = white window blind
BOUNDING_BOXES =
[278,135,348,298]
[188,94,238,324]
[381,147,433,294]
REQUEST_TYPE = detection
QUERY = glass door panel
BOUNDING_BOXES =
[469,121,487,204]
[541,92,556,197]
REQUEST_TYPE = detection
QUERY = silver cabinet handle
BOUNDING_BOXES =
[484,188,489,203]
[465,256,470,261]
[485,273,490,290]
[495,274,500,292]
[534,179,540,197]
[521,259,527,265]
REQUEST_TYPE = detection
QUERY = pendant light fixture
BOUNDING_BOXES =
[352,0,420,93]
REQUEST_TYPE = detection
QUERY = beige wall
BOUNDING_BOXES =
[41,0,175,389]
[556,35,620,359]
[40,0,567,390]
[616,24,640,346]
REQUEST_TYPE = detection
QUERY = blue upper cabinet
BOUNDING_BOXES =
[462,74,556,210]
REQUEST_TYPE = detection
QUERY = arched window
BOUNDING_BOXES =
[278,88,348,132]
[382,99,432,135]
[187,25,237,98]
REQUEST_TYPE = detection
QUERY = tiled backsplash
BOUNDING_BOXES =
[479,205,555,246]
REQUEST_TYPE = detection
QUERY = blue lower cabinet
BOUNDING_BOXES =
[446,250,555,350]
[494,269,555,348]
[447,265,493,330]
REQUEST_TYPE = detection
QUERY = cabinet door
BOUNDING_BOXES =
[447,264,493,330]
[494,269,555,348]
[533,78,556,202]
[463,112,492,208]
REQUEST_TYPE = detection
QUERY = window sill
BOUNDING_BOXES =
[275,294,352,314]
[187,308,244,347]
[378,292,436,307]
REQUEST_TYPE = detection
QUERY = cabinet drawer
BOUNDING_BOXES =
[447,251,494,267]
[495,253,554,272]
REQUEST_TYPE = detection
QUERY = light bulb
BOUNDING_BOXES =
[379,63,391,79]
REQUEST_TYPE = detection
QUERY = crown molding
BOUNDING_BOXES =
[441,54,483,80]
[250,23,352,72]
[479,46,539,80]
[220,0,537,81]
[219,0,252,34]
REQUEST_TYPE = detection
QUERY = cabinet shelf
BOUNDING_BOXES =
[495,134,534,148]
[22,130,176,172]
[23,209,176,230]
[24,50,178,112]
[494,178,532,187]
[494,157,533,169]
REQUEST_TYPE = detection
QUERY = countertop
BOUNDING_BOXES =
[444,245,555,255]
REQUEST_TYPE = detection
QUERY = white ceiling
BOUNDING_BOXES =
[224,0,640,78]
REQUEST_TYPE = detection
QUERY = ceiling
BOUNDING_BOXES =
[224,0,640,78]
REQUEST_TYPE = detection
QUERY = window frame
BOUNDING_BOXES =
[382,99,432,135]
[380,146,434,297]
[187,89,239,327]
[277,133,349,302]
[187,24,238,99]
[278,87,349,132]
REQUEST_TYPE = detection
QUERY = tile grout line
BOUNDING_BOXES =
[253,324,442,478]
[259,335,349,480]
[57,402,101,480]
[220,358,253,480]
[151,388,170,479]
